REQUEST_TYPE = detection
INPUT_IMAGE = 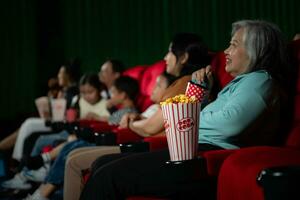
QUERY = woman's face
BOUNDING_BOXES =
[98,61,119,89]
[57,66,70,87]
[164,43,183,77]
[151,75,169,103]
[224,28,250,77]
[80,83,101,105]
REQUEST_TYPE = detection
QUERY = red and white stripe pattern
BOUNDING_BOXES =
[161,102,200,161]
[185,82,207,102]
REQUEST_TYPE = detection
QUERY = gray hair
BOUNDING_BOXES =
[231,20,288,76]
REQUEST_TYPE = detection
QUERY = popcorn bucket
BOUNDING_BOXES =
[185,81,208,102]
[35,96,50,119]
[161,102,200,161]
[50,98,67,121]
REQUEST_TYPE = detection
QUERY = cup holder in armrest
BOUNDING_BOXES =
[95,132,117,146]
[45,120,67,132]
[119,141,150,153]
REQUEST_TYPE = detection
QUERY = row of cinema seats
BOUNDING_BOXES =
[62,38,300,199]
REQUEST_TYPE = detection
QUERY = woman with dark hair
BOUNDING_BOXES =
[120,33,210,135]
[57,58,81,108]
[79,20,288,200]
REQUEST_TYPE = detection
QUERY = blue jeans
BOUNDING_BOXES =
[45,139,95,185]
[30,131,69,156]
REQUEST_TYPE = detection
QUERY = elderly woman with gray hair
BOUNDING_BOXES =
[80,20,289,200]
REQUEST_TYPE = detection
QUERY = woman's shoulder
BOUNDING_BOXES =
[233,70,273,92]
[160,75,191,101]
[236,70,272,85]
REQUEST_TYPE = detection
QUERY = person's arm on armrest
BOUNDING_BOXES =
[129,108,164,137]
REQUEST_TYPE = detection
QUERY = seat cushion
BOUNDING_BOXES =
[210,52,233,88]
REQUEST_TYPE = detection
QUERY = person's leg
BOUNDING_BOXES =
[45,140,94,186]
[22,131,54,159]
[12,118,51,161]
[80,148,215,200]
[24,183,56,200]
[0,130,18,151]
[25,142,67,170]
[39,183,57,197]
[30,131,69,157]
[64,146,121,200]
[80,150,169,200]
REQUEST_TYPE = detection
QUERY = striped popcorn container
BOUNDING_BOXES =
[161,102,200,161]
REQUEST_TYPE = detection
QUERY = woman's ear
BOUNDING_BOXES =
[180,53,189,65]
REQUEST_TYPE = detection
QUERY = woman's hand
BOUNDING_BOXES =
[191,65,214,90]
[85,112,100,120]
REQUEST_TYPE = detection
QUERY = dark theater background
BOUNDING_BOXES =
[0,0,299,131]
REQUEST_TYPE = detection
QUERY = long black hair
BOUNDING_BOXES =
[170,33,210,77]
[79,73,105,92]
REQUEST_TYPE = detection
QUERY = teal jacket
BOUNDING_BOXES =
[199,70,279,149]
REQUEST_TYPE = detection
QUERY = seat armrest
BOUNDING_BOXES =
[202,149,237,176]
[143,136,168,151]
[112,128,143,144]
[45,120,68,132]
[119,141,150,153]
[257,166,300,200]
[89,121,118,132]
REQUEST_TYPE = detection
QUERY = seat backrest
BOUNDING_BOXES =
[122,65,146,81]
[210,52,233,88]
[122,60,166,112]
[137,60,166,112]
[285,39,300,148]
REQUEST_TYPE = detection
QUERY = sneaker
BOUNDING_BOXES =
[23,164,50,182]
[23,189,49,200]
[1,172,32,190]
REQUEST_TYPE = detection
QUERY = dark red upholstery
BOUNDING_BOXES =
[124,60,166,112]
[216,39,300,200]
[122,65,146,81]
[113,127,143,144]
[143,135,168,151]
[210,52,233,89]
[218,147,300,200]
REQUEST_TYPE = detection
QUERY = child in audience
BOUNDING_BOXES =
[23,76,139,200]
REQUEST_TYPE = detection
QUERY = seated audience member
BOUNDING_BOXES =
[23,76,139,200]
[0,59,81,161]
[80,20,289,200]
[293,33,300,41]
[1,73,110,189]
[63,71,175,200]
[47,77,61,99]
[0,77,60,152]
[98,59,125,112]
[62,32,210,200]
